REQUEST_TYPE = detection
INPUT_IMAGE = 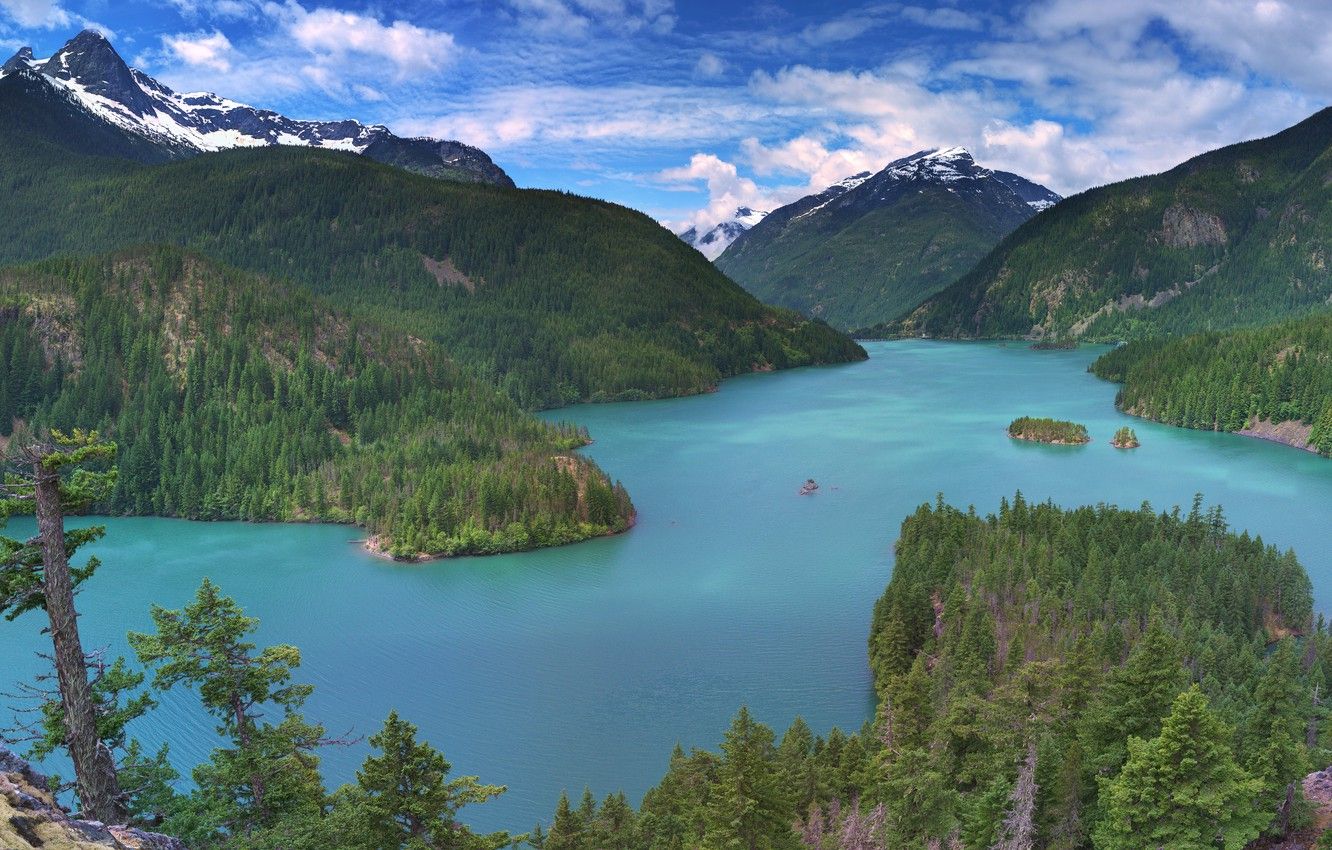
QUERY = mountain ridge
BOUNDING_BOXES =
[0,29,513,186]
[885,106,1332,341]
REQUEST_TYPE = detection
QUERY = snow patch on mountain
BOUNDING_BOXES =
[678,206,769,260]
[0,29,512,187]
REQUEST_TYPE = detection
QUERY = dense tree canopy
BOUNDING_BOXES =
[1090,312,1332,456]
[0,247,634,557]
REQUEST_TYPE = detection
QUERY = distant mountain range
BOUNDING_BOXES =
[0,29,513,186]
[714,148,1061,331]
[678,206,769,260]
[887,107,1332,341]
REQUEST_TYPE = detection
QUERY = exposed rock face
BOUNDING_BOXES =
[0,748,185,849]
[1161,204,1227,248]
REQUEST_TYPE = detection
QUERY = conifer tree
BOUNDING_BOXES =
[1093,686,1268,849]
[1243,639,1310,836]
[129,579,326,839]
[546,789,586,850]
[353,710,508,850]
[0,429,125,823]
[705,706,796,850]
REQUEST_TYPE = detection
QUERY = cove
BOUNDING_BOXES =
[1,340,1330,834]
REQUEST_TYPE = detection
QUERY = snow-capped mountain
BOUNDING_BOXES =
[0,30,513,186]
[715,147,1062,331]
[677,206,768,260]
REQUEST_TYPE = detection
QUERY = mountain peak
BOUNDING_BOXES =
[1,46,35,74]
[922,145,971,160]
[41,27,154,116]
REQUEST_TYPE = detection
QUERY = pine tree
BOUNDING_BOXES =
[546,791,584,850]
[352,710,508,849]
[1093,686,1268,849]
[0,429,126,823]
[1079,617,1186,780]
[129,578,326,838]
[705,706,796,850]
[1243,639,1310,836]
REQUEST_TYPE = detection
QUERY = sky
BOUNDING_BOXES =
[1,0,1329,234]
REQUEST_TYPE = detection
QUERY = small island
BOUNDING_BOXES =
[1111,426,1141,449]
[1008,416,1091,445]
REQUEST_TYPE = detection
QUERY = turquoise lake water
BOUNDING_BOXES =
[1,340,1330,832]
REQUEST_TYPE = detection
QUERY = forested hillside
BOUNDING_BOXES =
[887,107,1332,342]
[0,247,633,558]
[1090,312,1332,456]
[534,495,1329,849]
[0,115,863,409]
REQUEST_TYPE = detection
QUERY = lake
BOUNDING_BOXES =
[1,340,1329,833]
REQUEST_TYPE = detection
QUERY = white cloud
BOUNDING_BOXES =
[167,0,259,19]
[900,6,983,31]
[0,0,70,28]
[694,51,725,78]
[654,152,804,235]
[505,0,676,37]
[281,4,456,79]
[164,30,234,72]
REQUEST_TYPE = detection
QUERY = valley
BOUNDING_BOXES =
[1,10,1331,850]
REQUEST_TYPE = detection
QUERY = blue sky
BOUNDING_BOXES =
[2,0,1328,232]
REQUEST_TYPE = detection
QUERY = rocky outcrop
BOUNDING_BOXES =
[0,748,185,849]
[1161,204,1227,248]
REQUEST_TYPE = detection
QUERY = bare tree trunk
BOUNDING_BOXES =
[992,741,1038,850]
[34,462,125,824]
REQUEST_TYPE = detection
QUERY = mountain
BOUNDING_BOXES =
[0,77,864,410]
[677,206,769,260]
[715,148,1061,331]
[889,107,1332,341]
[0,29,512,186]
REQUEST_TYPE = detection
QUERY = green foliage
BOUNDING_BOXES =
[0,124,864,409]
[129,578,327,843]
[1092,686,1267,849]
[886,107,1332,340]
[1090,312,1332,455]
[0,248,635,556]
[1007,417,1091,444]
[858,494,1314,847]
[704,706,796,850]
[0,428,115,619]
[324,711,511,850]
[1109,426,1138,448]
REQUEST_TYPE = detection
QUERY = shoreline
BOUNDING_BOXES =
[1008,432,1092,446]
[1118,406,1323,457]
[357,510,639,564]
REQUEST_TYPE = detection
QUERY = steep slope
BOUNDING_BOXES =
[0,246,634,558]
[677,206,768,260]
[0,94,864,408]
[1089,311,1332,456]
[716,149,1060,331]
[0,29,512,185]
[891,107,1332,341]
